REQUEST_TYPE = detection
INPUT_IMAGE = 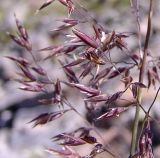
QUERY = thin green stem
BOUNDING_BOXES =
[130,89,141,155]
[130,0,153,156]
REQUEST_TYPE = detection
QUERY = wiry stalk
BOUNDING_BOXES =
[130,0,153,156]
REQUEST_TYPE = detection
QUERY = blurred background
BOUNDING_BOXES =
[1,0,160,158]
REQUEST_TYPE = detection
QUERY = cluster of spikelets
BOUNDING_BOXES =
[6,0,159,157]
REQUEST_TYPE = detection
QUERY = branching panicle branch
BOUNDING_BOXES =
[130,0,153,156]
[7,0,159,158]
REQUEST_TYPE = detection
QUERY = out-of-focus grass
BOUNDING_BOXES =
[111,0,130,7]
